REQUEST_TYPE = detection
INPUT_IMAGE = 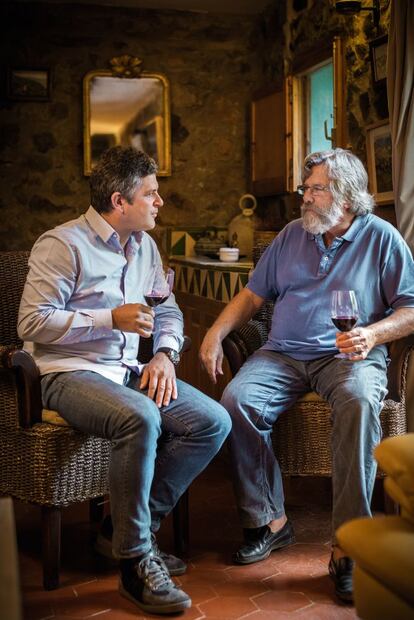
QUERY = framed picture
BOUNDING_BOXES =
[7,68,51,101]
[369,35,388,85]
[366,120,393,206]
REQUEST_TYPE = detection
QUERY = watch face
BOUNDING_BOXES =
[158,348,180,365]
[168,349,180,365]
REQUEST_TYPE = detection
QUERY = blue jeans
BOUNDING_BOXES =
[41,370,231,559]
[220,348,388,539]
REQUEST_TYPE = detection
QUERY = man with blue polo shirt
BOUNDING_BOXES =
[199,148,414,603]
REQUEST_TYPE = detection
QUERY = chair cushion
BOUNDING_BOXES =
[297,391,323,402]
[375,434,414,517]
[337,515,414,605]
[41,408,70,427]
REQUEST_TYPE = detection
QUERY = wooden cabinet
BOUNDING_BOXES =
[251,85,289,196]
[251,37,346,197]
[176,291,233,402]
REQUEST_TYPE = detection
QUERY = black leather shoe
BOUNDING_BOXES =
[233,521,295,564]
[328,554,354,603]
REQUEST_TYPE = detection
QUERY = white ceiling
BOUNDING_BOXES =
[17,0,271,14]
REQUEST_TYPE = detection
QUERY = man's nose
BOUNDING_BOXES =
[155,192,164,207]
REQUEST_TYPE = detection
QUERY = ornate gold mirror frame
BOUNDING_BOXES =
[83,55,171,176]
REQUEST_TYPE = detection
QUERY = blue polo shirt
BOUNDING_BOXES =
[247,214,414,360]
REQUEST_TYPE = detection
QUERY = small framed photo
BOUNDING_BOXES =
[369,35,388,85]
[7,68,51,101]
[366,120,393,206]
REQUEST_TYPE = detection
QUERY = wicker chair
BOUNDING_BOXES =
[222,241,414,478]
[0,250,189,590]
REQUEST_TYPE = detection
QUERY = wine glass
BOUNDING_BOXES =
[330,290,359,359]
[144,265,175,307]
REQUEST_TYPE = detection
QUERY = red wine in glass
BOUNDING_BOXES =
[144,266,175,307]
[331,316,358,332]
[144,293,169,307]
[330,290,359,358]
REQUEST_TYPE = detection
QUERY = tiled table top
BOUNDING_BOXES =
[169,255,253,272]
[169,256,253,303]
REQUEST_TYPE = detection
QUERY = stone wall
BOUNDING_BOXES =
[0,2,264,250]
[0,0,395,251]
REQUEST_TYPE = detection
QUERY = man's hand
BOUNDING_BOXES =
[140,352,178,407]
[336,326,376,360]
[199,332,224,384]
[112,303,154,337]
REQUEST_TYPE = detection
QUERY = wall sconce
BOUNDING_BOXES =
[334,0,380,28]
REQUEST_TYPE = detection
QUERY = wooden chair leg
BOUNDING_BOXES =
[382,478,400,515]
[41,506,61,590]
[89,496,105,523]
[172,489,189,557]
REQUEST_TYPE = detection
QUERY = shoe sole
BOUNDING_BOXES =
[119,581,192,614]
[233,534,296,565]
[334,590,354,604]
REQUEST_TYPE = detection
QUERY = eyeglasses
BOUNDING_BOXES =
[296,184,331,196]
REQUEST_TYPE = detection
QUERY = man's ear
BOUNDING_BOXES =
[111,192,125,213]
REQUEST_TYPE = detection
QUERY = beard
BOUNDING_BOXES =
[301,200,344,235]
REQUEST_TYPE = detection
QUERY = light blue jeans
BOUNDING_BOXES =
[220,348,388,540]
[41,370,231,558]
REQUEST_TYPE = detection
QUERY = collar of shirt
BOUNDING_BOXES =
[84,205,144,251]
[310,215,370,277]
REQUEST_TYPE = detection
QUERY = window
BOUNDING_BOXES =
[291,59,333,188]
[250,37,346,196]
[286,36,347,191]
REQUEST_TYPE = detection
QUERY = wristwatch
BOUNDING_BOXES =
[156,347,180,366]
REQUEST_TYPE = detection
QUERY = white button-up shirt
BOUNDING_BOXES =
[18,206,183,384]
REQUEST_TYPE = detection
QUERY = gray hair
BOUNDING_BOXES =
[303,148,375,216]
[90,146,158,213]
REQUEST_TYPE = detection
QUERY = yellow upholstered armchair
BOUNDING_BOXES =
[337,433,414,619]
[0,251,189,590]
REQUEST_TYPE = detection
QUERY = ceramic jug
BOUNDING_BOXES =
[228,194,259,259]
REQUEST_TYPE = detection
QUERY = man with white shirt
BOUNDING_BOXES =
[18,146,231,616]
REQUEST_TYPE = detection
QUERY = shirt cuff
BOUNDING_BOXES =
[154,335,182,352]
[90,308,113,330]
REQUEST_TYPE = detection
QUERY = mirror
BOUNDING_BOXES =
[83,56,171,176]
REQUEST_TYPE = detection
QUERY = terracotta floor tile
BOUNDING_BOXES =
[181,582,218,605]
[212,578,269,599]
[293,602,358,619]
[178,567,232,587]
[17,457,358,620]
[198,594,258,618]
[253,590,313,613]
[238,611,293,620]
[264,573,337,606]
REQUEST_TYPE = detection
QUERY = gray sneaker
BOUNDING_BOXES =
[119,552,191,615]
[94,515,187,576]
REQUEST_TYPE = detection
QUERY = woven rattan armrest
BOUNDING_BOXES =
[0,345,42,428]
[222,320,268,376]
[387,334,414,403]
